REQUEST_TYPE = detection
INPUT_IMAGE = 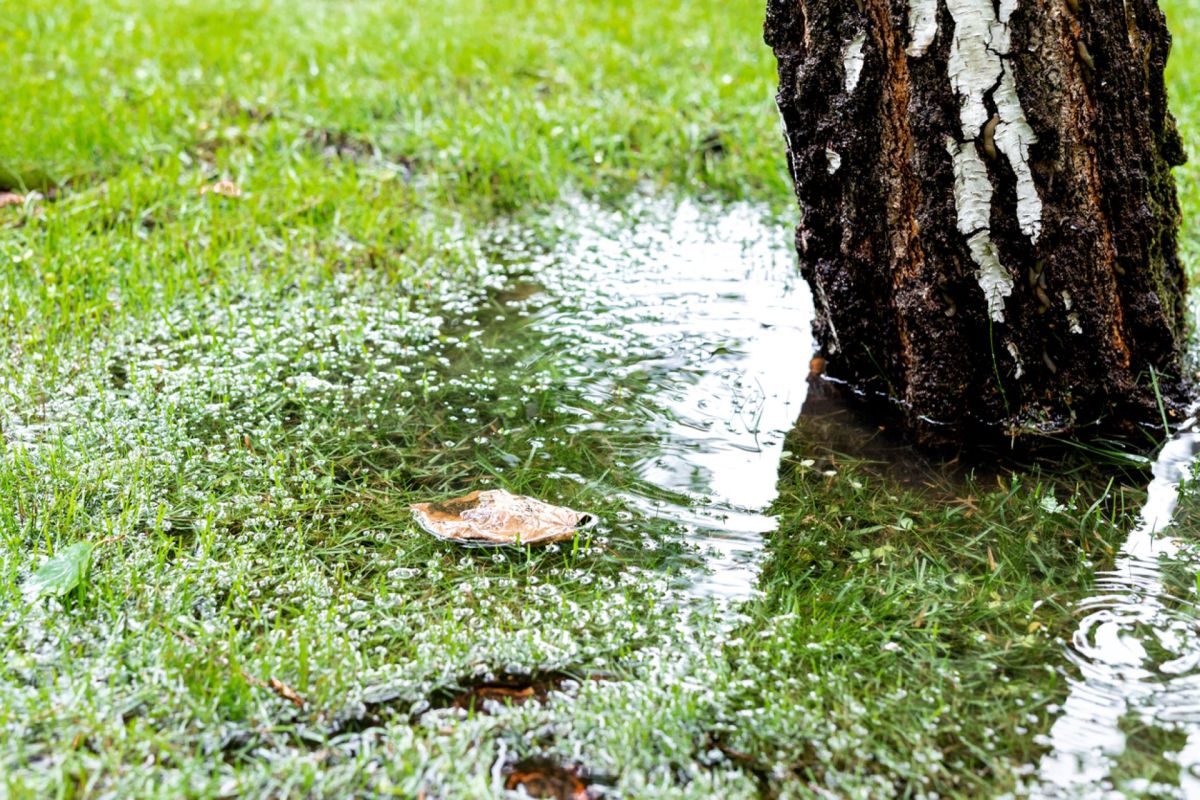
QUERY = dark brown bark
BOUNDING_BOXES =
[766,0,1189,447]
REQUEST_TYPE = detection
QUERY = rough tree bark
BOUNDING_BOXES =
[765,0,1190,446]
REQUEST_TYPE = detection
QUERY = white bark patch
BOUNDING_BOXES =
[966,234,1012,322]
[947,137,1014,322]
[813,281,842,354]
[1061,293,1083,332]
[945,0,1043,243]
[907,0,939,58]
[946,0,1003,136]
[825,148,842,175]
[946,137,992,234]
[1006,341,1025,379]
[993,74,1042,241]
[842,33,867,93]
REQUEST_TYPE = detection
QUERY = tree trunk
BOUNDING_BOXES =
[765,0,1189,447]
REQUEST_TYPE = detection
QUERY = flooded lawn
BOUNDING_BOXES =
[2,196,1198,798]
[471,198,813,599]
[1039,424,1200,797]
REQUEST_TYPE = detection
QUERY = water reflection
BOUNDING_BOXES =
[787,373,961,492]
[488,198,813,599]
[477,197,1200,787]
[1036,415,1200,797]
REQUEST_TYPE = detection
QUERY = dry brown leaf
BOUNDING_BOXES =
[472,685,536,703]
[0,192,26,208]
[200,180,242,198]
[410,489,594,546]
[504,760,590,800]
[268,677,306,709]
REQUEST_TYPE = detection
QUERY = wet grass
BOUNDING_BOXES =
[0,0,785,359]
[0,204,1163,800]
[746,425,1145,796]
[3,0,1200,798]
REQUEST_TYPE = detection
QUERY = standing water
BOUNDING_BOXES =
[1037,413,1200,797]
[482,198,814,599]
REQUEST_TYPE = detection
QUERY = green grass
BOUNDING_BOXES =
[3,0,1200,797]
[754,424,1144,795]
[0,0,787,360]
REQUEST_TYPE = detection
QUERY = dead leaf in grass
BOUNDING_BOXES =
[200,180,242,198]
[504,759,591,800]
[0,192,25,208]
[410,489,594,546]
[268,677,306,709]
[436,670,595,713]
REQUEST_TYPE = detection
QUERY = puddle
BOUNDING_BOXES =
[325,670,606,738]
[788,372,961,492]
[471,198,813,599]
[2,195,811,600]
[19,191,1141,794]
[1035,412,1200,797]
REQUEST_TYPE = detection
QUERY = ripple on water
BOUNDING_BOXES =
[1036,423,1200,798]
[503,198,815,599]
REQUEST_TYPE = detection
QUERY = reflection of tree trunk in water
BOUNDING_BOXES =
[794,363,936,482]
[765,0,1189,447]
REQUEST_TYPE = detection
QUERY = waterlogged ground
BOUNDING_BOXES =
[5,0,1200,797]
[0,199,803,797]
[4,194,1190,799]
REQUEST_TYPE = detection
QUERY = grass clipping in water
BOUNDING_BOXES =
[411,489,595,546]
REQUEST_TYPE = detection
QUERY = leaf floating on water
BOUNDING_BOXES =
[24,542,95,600]
[410,489,594,546]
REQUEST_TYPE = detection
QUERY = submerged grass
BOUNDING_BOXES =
[0,197,1165,798]
[748,425,1142,796]
[2,0,1200,798]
